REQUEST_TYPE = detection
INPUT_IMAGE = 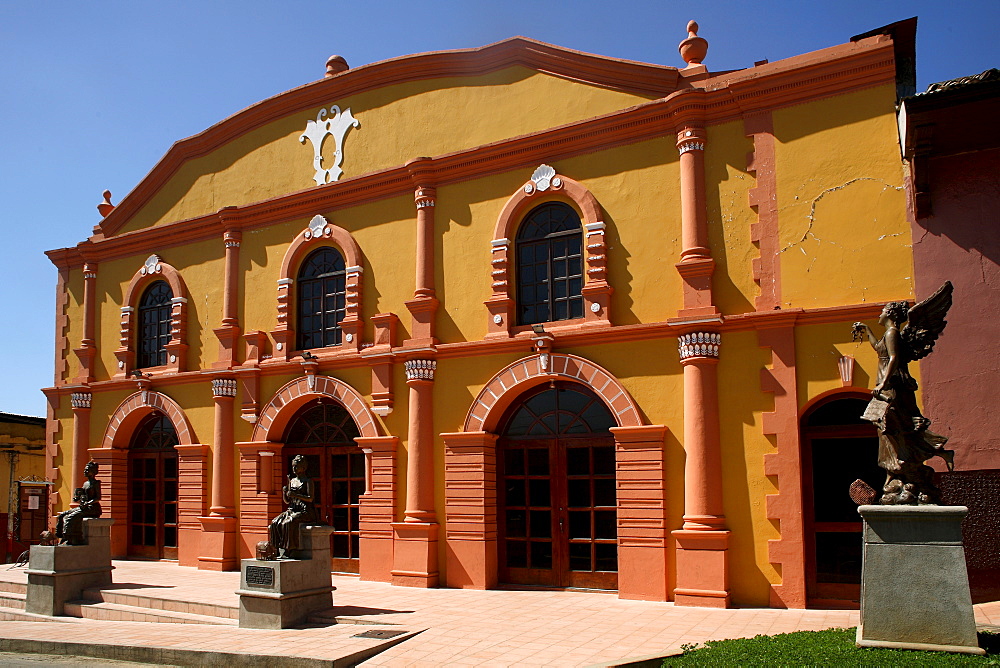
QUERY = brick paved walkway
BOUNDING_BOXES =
[0,560,995,666]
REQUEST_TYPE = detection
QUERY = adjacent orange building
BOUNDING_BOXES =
[44,20,928,608]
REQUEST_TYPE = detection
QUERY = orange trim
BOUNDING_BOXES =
[745,113,781,310]
[757,323,806,609]
[251,375,381,441]
[46,35,897,266]
[463,353,643,432]
[101,390,198,449]
[356,435,398,582]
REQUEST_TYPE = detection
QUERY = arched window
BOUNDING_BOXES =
[297,247,347,350]
[137,281,172,368]
[515,203,584,325]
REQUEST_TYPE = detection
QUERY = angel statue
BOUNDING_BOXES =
[852,282,955,505]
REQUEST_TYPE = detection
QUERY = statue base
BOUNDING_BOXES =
[236,525,336,629]
[25,518,114,616]
[857,505,983,655]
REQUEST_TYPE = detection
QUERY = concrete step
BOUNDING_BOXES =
[80,587,239,620]
[0,578,27,595]
[0,605,74,622]
[308,607,405,626]
[0,590,26,609]
[64,599,238,625]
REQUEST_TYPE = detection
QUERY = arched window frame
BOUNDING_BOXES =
[116,255,189,376]
[273,215,364,361]
[136,281,173,369]
[295,246,348,351]
[486,166,613,338]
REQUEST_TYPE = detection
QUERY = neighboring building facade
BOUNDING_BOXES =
[45,21,924,608]
[1,412,48,562]
[899,68,1000,601]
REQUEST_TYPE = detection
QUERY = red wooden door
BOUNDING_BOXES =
[498,385,618,590]
[127,413,179,560]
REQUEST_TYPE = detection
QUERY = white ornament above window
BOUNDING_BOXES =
[140,254,162,276]
[531,164,557,192]
[299,105,360,186]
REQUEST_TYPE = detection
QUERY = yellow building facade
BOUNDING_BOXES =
[45,23,917,608]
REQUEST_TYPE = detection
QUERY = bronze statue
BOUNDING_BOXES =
[55,460,102,545]
[852,282,955,505]
[268,454,317,559]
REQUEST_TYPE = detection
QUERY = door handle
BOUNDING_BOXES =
[559,517,564,533]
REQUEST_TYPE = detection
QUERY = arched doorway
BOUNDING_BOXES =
[802,394,883,605]
[127,412,179,559]
[498,382,618,590]
[282,400,363,573]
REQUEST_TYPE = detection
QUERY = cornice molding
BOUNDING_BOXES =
[50,36,896,266]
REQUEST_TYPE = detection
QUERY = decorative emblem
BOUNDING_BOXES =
[140,255,162,276]
[299,105,360,186]
[525,164,560,195]
[304,214,331,240]
[212,378,238,397]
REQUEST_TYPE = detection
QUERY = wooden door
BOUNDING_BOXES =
[802,397,882,605]
[282,401,363,573]
[127,413,179,560]
[128,450,178,559]
[498,384,618,590]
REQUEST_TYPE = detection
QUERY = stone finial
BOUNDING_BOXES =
[325,55,349,78]
[97,190,115,218]
[678,20,708,67]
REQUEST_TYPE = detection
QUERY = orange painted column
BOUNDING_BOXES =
[69,392,92,494]
[442,431,499,590]
[391,359,439,587]
[404,157,439,347]
[213,224,242,369]
[73,263,98,382]
[199,377,239,570]
[671,124,730,607]
[674,127,718,318]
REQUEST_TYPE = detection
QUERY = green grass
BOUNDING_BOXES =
[662,628,1000,666]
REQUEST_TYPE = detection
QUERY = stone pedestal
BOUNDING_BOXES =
[857,505,984,655]
[391,521,439,587]
[25,518,114,616]
[236,525,336,629]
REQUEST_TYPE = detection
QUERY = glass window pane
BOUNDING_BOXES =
[567,479,590,508]
[595,543,618,572]
[592,446,616,475]
[530,540,552,569]
[505,479,526,507]
[593,479,616,507]
[505,509,526,538]
[566,448,589,476]
[527,448,549,476]
[594,510,617,539]
[506,540,527,568]
[163,527,177,548]
[504,448,525,476]
[333,533,350,558]
[529,510,551,538]
[528,479,550,507]
[569,542,591,571]
[569,511,591,539]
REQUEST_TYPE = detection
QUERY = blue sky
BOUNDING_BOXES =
[1,1,997,418]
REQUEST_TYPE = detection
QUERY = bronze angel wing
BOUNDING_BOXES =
[901,281,953,362]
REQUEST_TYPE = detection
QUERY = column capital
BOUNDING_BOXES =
[211,377,238,398]
[82,262,98,279]
[223,228,242,247]
[677,126,707,154]
[678,331,721,362]
[404,359,437,382]
[70,391,92,410]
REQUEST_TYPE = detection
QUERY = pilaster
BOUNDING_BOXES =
[70,391,92,497]
[237,441,284,560]
[200,377,239,570]
[355,436,398,582]
[442,431,498,589]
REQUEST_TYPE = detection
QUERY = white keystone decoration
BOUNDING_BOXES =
[300,105,360,186]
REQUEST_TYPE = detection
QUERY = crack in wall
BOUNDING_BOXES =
[780,177,904,253]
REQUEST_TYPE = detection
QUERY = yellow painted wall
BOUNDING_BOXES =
[117,69,653,236]
[774,84,913,308]
[707,122,758,314]
[62,269,84,384]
